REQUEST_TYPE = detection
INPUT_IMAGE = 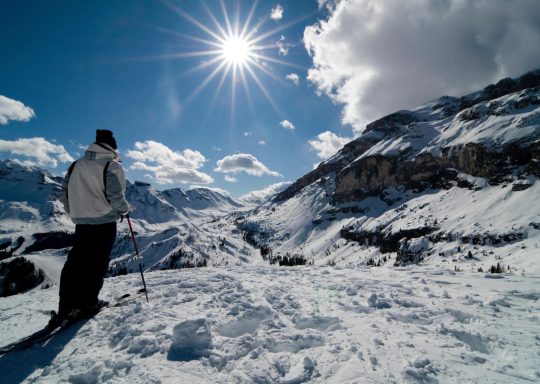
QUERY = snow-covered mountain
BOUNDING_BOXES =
[1,69,539,277]
[125,181,245,225]
[229,69,540,274]
[1,70,540,383]
[0,160,249,271]
[0,160,70,239]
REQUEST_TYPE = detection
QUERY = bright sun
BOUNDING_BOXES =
[220,36,253,66]
[156,0,301,115]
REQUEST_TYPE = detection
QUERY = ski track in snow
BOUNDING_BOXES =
[1,266,539,383]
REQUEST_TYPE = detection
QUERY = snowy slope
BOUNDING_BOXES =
[321,70,540,168]
[0,160,248,272]
[0,265,539,383]
[0,160,72,240]
[230,70,540,275]
[1,71,540,384]
[125,182,246,226]
[235,175,540,274]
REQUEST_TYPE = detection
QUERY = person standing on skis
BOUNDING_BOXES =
[51,129,129,327]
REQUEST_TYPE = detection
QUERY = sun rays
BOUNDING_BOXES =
[155,0,308,119]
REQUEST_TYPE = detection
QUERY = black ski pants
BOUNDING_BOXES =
[59,222,116,316]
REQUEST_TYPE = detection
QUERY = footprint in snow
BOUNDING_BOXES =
[216,306,273,338]
[168,318,212,361]
[292,314,341,331]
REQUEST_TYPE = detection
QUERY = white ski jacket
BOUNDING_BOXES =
[60,143,129,224]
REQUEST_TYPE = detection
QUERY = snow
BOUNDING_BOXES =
[333,87,540,167]
[1,73,540,383]
[237,172,540,275]
[1,265,539,383]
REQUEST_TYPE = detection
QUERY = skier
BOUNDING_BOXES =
[50,129,129,327]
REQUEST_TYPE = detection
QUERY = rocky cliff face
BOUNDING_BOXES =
[239,69,540,271]
[277,69,540,205]
[334,141,536,203]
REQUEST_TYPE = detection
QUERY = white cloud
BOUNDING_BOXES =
[285,73,300,86]
[127,141,205,169]
[0,95,35,125]
[279,120,295,130]
[304,0,540,134]
[308,131,351,159]
[214,153,282,177]
[244,131,252,137]
[258,140,266,146]
[127,140,213,185]
[240,181,292,205]
[276,35,293,56]
[270,4,284,21]
[317,0,337,11]
[224,175,238,183]
[0,137,74,168]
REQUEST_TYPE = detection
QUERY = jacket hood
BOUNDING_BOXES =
[85,142,121,161]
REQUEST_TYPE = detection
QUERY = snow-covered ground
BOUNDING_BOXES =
[1,265,539,383]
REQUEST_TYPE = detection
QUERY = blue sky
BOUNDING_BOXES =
[0,0,344,198]
[1,0,539,200]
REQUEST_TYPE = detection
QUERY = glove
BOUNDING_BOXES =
[120,212,129,223]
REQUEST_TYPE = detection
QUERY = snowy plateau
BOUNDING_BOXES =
[0,70,540,383]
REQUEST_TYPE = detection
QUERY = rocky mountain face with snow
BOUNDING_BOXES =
[278,70,540,203]
[0,161,248,271]
[125,181,245,224]
[1,69,540,278]
[234,69,540,273]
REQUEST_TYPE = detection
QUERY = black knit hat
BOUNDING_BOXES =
[96,129,117,150]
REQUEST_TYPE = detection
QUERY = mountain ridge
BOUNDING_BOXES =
[1,68,539,276]
[277,68,540,203]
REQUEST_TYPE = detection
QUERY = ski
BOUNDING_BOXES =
[0,290,145,354]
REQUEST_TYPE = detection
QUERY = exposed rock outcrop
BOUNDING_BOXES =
[277,69,540,205]
[334,142,534,203]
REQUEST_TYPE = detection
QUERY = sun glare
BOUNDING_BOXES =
[221,36,252,66]
[155,0,307,117]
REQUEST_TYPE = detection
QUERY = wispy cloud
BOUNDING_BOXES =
[0,137,73,168]
[212,146,222,151]
[224,175,237,183]
[285,73,300,86]
[270,4,284,21]
[0,95,35,125]
[215,153,282,177]
[317,0,336,11]
[304,0,540,134]
[127,140,213,185]
[258,140,266,146]
[276,35,293,56]
[240,181,292,205]
[244,131,252,137]
[279,120,295,130]
[309,131,350,159]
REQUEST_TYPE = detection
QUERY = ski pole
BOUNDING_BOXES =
[126,214,149,303]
